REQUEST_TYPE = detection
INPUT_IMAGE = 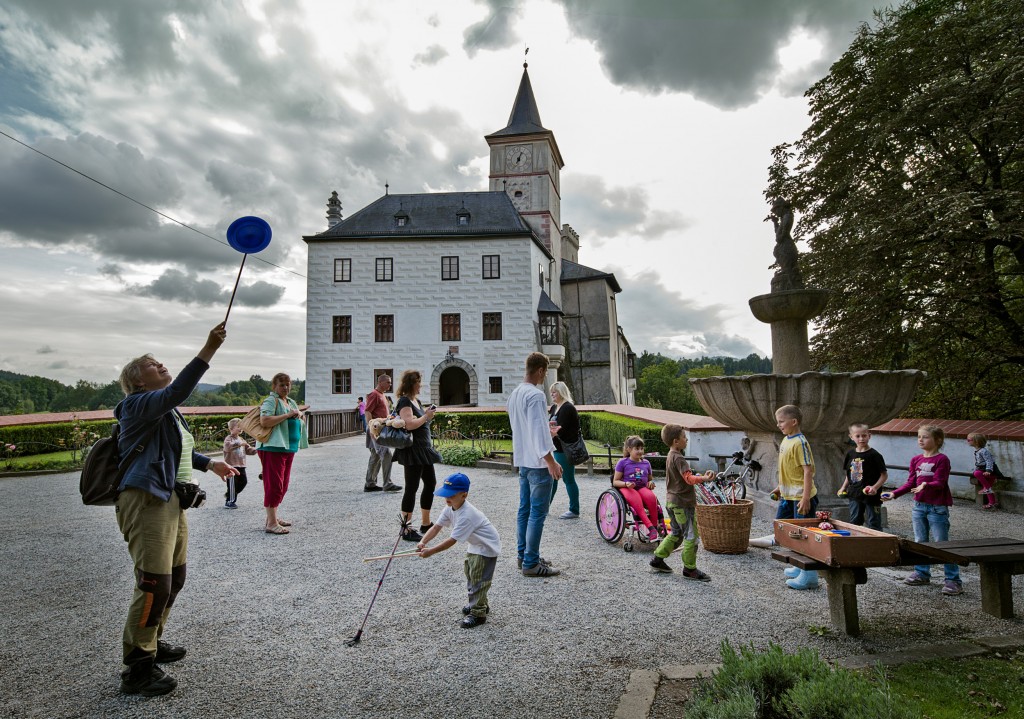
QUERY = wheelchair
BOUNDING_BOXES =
[595,480,668,552]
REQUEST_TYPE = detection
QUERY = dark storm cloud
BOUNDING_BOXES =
[471,0,878,108]
[616,272,760,358]
[128,268,284,307]
[562,174,689,242]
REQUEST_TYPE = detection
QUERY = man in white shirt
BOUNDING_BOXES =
[507,352,563,577]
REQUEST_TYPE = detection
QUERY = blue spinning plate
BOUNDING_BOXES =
[226,216,272,253]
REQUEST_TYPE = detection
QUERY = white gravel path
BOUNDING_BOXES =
[1,435,1021,718]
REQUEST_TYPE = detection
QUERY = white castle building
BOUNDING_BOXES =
[303,65,636,409]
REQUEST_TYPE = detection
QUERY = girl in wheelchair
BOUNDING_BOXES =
[613,436,663,542]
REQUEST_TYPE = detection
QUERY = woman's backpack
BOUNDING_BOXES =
[79,423,155,505]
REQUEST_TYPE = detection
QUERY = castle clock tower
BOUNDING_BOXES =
[486,63,564,252]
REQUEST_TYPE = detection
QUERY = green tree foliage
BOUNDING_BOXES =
[766,0,1024,419]
[633,352,771,414]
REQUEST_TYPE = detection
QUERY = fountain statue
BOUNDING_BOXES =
[689,200,925,520]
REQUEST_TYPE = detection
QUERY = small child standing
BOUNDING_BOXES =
[968,433,999,510]
[649,424,714,581]
[838,422,888,530]
[881,425,962,595]
[772,404,819,590]
[222,418,257,508]
[613,436,661,542]
[417,472,501,629]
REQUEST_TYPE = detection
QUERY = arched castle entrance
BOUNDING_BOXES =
[430,357,477,406]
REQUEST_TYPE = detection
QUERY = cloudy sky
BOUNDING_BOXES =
[0,0,882,387]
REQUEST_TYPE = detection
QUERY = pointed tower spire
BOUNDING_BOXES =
[488,64,549,137]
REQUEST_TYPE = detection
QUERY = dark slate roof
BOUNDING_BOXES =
[305,191,535,241]
[486,66,551,138]
[560,259,623,293]
[537,290,563,314]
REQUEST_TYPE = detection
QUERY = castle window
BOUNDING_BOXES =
[482,254,500,279]
[375,257,393,282]
[334,258,351,282]
[374,315,394,342]
[442,313,461,341]
[456,208,471,225]
[482,312,502,341]
[332,315,351,343]
[396,217,406,226]
[441,256,459,281]
[373,368,393,386]
[489,376,503,394]
[539,313,560,345]
[332,369,352,394]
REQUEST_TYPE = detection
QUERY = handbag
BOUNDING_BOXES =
[377,424,413,449]
[563,434,590,465]
[238,397,281,444]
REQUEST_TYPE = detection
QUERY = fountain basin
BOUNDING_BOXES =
[749,289,830,323]
[688,370,926,435]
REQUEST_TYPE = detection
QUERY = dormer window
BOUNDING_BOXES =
[456,209,470,226]
[394,211,409,227]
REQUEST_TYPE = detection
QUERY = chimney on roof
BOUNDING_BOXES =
[326,191,343,228]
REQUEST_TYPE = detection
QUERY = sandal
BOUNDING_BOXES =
[277,519,293,527]
[265,524,290,534]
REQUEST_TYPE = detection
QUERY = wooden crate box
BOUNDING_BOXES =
[774,518,900,568]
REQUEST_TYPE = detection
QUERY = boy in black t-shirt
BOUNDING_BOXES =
[838,422,888,530]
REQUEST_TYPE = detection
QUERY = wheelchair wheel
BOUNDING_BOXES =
[596,489,626,543]
[623,541,634,552]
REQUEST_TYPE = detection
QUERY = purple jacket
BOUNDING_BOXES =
[892,453,953,506]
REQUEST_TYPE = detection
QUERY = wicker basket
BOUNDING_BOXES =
[696,499,754,554]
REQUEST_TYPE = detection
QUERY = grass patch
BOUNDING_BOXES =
[871,652,1024,718]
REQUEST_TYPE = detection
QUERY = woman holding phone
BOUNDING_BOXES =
[392,369,442,541]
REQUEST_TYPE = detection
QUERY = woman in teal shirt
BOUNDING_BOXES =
[257,373,307,534]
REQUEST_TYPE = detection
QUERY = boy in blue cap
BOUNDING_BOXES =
[417,472,501,628]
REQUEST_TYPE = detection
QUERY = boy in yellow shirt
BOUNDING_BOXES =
[770,404,819,590]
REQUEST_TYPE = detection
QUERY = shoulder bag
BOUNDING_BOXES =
[563,433,590,465]
[377,423,413,449]
[238,397,280,444]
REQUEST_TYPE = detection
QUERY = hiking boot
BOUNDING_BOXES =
[155,641,186,664]
[363,485,383,493]
[522,563,560,577]
[942,580,964,596]
[461,615,486,628]
[904,571,930,586]
[382,483,402,492]
[462,605,490,616]
[517,557,552,569]
[682,568,712,583]
[649,557,673,573]
[119,661,177,697]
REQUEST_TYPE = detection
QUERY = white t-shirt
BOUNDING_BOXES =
[436,500,501,558]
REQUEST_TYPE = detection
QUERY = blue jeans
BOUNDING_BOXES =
[848,499,882,531]
[517,467,553,569]
[775,495,819,520]
[551,451,580,515]
[911,502,960,582]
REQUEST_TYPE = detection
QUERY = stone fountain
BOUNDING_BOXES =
[689,199,926,520]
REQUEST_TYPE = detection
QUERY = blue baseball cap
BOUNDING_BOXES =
[436,472,471,497]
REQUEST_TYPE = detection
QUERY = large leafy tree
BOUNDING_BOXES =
[766,0,1024,419]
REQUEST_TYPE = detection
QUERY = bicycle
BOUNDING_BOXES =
[711,451,762,502]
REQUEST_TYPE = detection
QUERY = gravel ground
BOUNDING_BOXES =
[1,435,1022,719]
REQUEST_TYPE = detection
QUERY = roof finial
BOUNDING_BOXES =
[385,180,389,195]
[524,45,529,69]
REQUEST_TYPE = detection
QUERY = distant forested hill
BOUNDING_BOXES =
[0,370,304,415]
[632,352,772,414]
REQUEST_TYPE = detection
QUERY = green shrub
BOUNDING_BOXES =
[583,412,667,454]
[686,642,921,719]
[435,412,511,437]
[438,445,484,467]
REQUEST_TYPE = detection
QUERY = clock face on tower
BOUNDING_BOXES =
[505,144,533,172]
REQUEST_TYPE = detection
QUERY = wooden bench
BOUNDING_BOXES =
[772,536,1024,636]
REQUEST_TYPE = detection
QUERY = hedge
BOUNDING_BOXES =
[582,412,667,455]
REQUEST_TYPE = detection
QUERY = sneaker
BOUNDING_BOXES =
[904,571,930,586]
[942,580,964,596]
[155,641,187,664]
[420,523,434,534]
[784,566,801,579]
[517,557,552,569]
[460,615,486,628]
[401,528,422,542]
[224,501,237,509]
[382,483,402,492]
[649,557,673,573]
[646,525,660,542]
[119,662,177,697]
[363,485,383,493]
[522,563,560,577]
[978,488,993,495]
[559,511,580,519]
[682,568,712,583]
